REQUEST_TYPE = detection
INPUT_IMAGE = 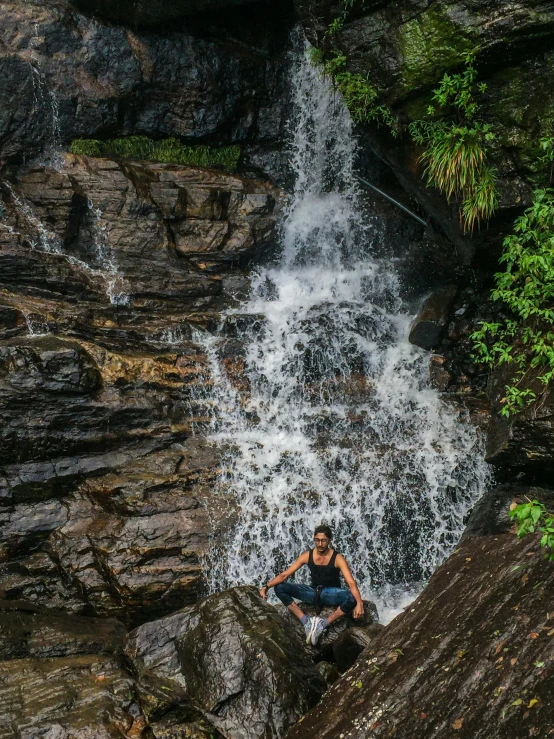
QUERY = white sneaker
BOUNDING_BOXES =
[304,617,316,644]
[311,616,327,645]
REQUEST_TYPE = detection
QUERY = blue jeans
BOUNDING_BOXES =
[274,581,356,614]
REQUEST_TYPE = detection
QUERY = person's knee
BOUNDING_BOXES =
[274,582,292,605]
[340,593,356,614]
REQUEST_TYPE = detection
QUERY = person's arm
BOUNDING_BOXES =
[259,551,309,600]
[335,553,364,619]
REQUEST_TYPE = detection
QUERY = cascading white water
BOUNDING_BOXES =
[197,43,491,621]
[3,182,129,307]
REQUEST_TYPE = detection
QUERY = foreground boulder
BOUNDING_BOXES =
[125,585,326,739]
[286,532,554,739]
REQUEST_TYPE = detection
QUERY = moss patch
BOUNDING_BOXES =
[483,54,554,177]
[70,136,241,170]
[398,7,473,91]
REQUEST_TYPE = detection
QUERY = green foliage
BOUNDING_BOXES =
[408,52,497,232]
[510,499,554,559]
[308,0,396,135]
[312,50,397,134]
[70,136,241,170]
[535,135,554,186]
[471,188,554,415]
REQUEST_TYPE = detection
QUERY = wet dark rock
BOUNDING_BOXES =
[0,600,142,738]
[286,532,554,739]
[0,0,292,164]
[0,600,126,659]
[135,672,223,739]
[0,444,217,626]
[315,660,340,685]
[462,483,554,540]
[0,305,26,340]
[428,354,452,391]
[0,155,283,629]
[332,626,372,672]
[71,0,264,26]
[485,361,554,480]
[409,285,457,350]
[0,335,101,395]
[1,156,283,315]
[0,655,143,739]
[125,586,326,739]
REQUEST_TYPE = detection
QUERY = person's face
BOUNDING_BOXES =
[314,534,330,554]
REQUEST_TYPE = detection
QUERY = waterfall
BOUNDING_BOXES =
[197,43,491,621]
[3,181,129,308]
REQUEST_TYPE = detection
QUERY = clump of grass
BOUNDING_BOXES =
[70,136,241,170]
[408,51,497,232]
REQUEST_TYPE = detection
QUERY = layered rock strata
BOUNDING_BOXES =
[0,156,284,625]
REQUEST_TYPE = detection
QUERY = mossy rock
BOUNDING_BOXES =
[398,6,474,91]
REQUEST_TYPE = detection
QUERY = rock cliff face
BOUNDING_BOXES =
[0,0,293,178]
[3,0,554,736]
[0,154,283,626]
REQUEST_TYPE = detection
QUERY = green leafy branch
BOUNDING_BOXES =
[318,51,397,131]
[510,499,554,560]
[408,51,497,232]
[471,188,554,416]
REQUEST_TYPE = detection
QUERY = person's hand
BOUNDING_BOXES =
[354,601,364,619]
[259,586,268,600]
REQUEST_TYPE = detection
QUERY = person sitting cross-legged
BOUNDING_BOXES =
[259,524,364,645]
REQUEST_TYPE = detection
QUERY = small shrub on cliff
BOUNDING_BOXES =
[312,49,397,133]
[510,499,554,559]
[409,51,497,232]
[471,188,554,416]
[70,137,241,170]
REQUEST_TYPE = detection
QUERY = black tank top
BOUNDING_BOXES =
[308,548,341,588]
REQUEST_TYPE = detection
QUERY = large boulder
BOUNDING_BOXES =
[409,284,457,350]
[285,532,554,739]
[125,586,326,739]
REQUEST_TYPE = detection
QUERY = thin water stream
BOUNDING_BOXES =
[197,43,491,621]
